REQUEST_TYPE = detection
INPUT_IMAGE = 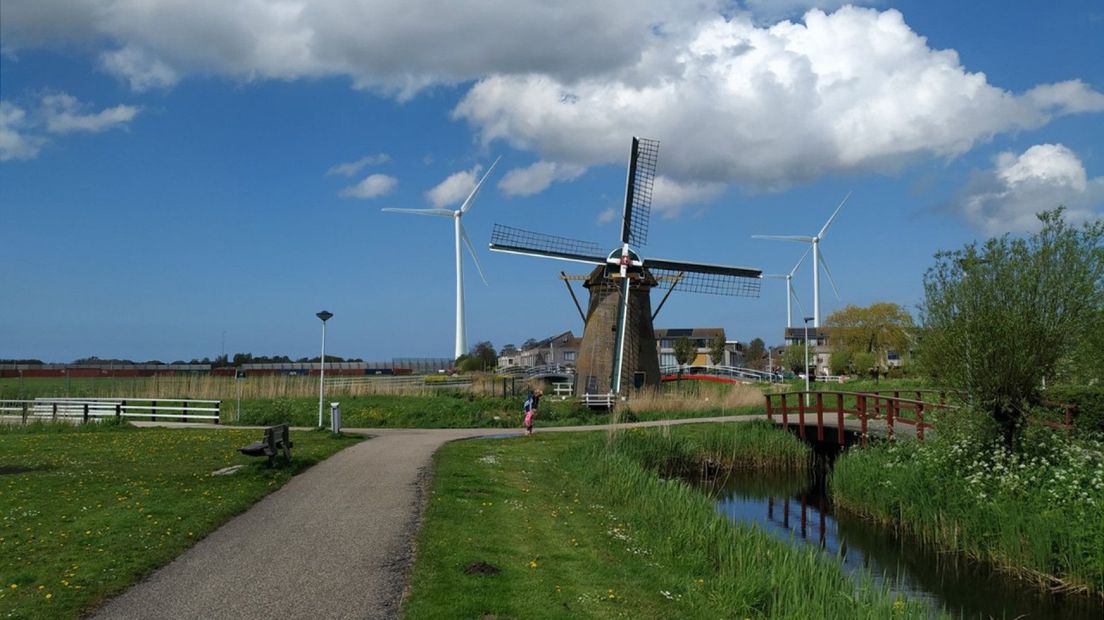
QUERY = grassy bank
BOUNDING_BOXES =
[0,421,361,618]
[831,426,1104,596]
[405,422,934,618]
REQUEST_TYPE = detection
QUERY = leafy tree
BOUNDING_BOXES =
[708,335,727,366]
[829,349,852,376]
[673,337,696,367]
[521,338,539,350]
[825,302,915,367]
[851,351,877,375]
[918,208,1104,449]
[744,338,766,370]
[779,343,804,374]
[469,341,497,370]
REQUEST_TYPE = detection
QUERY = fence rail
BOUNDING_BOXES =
[765,390,953,445]
[0,397,221,424]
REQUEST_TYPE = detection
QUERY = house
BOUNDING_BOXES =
[654,328,742,367]
[500,331,581,369]
[783,327,831,376]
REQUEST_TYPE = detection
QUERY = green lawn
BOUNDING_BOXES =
[405,422,935,619]
[0,422,361,618]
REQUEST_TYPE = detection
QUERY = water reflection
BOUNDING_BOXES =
[709,470,1103,620]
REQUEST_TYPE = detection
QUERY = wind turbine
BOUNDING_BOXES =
[752,192,851,327]
[762,247,810,328]
[383,157,501,359]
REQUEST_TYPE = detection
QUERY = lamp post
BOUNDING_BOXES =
[316,310,333,428]
[803,316,814,404]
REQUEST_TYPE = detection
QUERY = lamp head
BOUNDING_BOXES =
[316,310,334,322]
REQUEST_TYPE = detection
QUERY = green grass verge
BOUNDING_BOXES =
[831,426,1104,596]
[404,422,935,618]
[0,421,362,618]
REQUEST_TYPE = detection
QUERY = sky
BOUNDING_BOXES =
[1,0,1102,363]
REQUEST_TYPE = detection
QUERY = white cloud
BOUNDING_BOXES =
[0,93,139,161]
[454,7,1104,193]
[340,173,398,199]
[99,46,179,91]
[597,208,618,224]
[40,93,140,133]
[949,144,1104,234]
[651,176,726,217]
[498,161,585,196]
[0,102,44,161]
[326,153,391,176]
[425,165,483,208]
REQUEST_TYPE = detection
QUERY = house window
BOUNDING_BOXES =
[564,351,576,362]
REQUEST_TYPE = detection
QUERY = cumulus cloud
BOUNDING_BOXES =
[425,165,484,208]
[99,47,179,91]
[651,176,727,217]
[455,7,1104,194]
[597,208,619,224]
[948,144,1104,234]
[498,161,585,196]
[40,93,140,133]
[326,153,391,177]
[0,93,139,161]
[340,173,398,199]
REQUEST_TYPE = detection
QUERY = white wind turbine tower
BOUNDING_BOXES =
[762,247,810,328]
[383,157,501,359]
[753,192,851,327]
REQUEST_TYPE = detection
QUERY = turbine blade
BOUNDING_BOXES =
[459,156,501,214]
[752,235,815,243]
[817,190,852,239]
[790,246,812,277]
[459,222,488,285]
[818,251,841,300]
[381,208,454,217]
[789,281,807,317]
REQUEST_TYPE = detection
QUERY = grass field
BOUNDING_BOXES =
[404,422,937,619]
[0,421,361,619]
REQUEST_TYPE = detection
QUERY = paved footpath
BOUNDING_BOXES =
[92,416,757,619]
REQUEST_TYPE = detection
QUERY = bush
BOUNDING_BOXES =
[1045,385,1104,434]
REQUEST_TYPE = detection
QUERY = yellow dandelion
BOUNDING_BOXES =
[528,560,538,569]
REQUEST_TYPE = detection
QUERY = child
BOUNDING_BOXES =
[523,389,542,435]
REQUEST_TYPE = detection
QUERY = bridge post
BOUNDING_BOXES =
[781,394,789,431]
[836,393,844,444]
[858,394,868,447]
[887,398,895,441]
[765,394,773,422]
[917,402,925,441]
[815,392,824,442]
[797,394,806,440]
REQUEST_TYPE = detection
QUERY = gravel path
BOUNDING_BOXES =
[91,416,766,619]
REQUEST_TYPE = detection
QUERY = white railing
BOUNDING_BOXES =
[525,364,575,379]
[551,381,574,398]
[660,365,777,382]
[324,375,473,389]
[581,392,615,409]
[0,397,222,423]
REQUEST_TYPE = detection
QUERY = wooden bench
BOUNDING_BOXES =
[238,424,293,466]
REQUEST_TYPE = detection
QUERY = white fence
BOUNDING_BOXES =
[0,397,222,423]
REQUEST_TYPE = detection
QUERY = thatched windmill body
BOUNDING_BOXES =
[490,138,762,396]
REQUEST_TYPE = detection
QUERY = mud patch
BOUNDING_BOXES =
[0,465,48,475]
[463,561,501,576]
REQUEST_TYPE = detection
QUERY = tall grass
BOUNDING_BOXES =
[831,423,1104,596]
[624,382,764,415]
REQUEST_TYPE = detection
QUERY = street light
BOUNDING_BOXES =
[316,310,333,428]
[803,316,814,404]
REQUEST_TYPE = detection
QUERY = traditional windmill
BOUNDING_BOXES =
[489,138,762,397]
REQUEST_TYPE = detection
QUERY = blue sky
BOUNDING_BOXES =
[1,1,1102,363]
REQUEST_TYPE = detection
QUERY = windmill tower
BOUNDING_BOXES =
[752,192,851,327]
[489,138,761,397]
[383,157,501,359]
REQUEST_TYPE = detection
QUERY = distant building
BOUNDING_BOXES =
[783,327,831,376]
[499,331,581,369]
[654,328,743,367]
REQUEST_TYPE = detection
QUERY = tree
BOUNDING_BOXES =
[744,338,766,370]
[468,341,497,371]
[829,349,852,376]
[782,343,805,374]
[708,335,726,366]
[918,208,1104,449]
[673,337,696,368]
[825,302,915,367]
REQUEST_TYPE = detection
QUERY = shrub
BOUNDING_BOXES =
[1046,385,1104,434]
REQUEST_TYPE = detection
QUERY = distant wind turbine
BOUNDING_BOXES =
[752,192,851,327]
[762,247,810,328]
[383,157,501,359]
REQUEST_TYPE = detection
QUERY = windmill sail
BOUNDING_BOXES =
[621,137,659,247]
[489,224,607,265]
[644,257,762,296]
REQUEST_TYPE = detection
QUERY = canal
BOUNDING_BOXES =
[706,466,1104,619]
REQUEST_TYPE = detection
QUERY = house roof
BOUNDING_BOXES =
[654,327,726,339]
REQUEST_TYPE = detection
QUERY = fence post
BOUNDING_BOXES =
[859,394,868,447]
[917,402,925,441]
[83,403,89,424]
[182,401,188,423]
[115,403,122,423]
[52,402,58,422]
[765,394,774,422]
[151,400,157,423]
[887,398,895,441]
[782,394,789,432]
[216,401,221,425]
[22,401,28,424]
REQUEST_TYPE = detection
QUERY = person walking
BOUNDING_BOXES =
[523,388,542,435]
